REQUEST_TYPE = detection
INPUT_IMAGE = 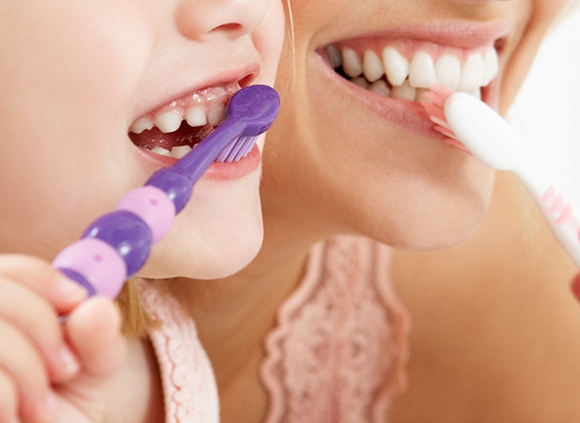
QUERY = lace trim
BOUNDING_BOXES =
[260,236,410,423]
[136,279,220,423]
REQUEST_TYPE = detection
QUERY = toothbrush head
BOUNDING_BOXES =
[216,84,280,162]
[226,84,280,136]
[421,84,469,152]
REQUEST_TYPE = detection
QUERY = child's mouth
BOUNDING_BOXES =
[323,40,502,103]
[129,83,239,159]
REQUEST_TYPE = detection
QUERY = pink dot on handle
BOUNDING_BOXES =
[52,238,127,299]
[115,186,176,242]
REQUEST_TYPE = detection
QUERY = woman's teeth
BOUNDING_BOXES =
[328,44,499,102]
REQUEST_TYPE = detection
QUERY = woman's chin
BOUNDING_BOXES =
[383,195,491,251]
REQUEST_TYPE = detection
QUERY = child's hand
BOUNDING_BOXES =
[0,254,127,423]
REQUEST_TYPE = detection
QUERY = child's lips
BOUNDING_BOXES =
[136,143,262,182]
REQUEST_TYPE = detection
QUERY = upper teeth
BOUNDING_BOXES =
[129,84,237,135]
[128,84,240,159]
[329,44,499,101]
[130,101,228,134]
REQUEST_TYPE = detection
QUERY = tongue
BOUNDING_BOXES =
[129,121,214,150]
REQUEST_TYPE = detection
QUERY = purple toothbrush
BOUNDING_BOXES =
[52,85,280,299]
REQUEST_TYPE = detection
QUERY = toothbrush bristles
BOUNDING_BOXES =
[421,83,468,151]
[433,124,459,141]
[227,137,246,161]
[216,135,258,163]
[427,84,454,102]
[421,101,447,123]
[238,136,257,159]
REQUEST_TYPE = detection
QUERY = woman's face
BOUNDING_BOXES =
[0,0,284,279]
[263,0,568,250]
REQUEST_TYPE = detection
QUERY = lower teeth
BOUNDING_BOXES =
[338,69,481,102]
[149,144,193,159]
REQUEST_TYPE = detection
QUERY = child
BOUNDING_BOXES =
[0,0,284,422]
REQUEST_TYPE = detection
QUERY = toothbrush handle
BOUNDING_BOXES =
[52,185,176,299]
[514,159,580,268]
[534,185,580,268]
[51,85,280,299]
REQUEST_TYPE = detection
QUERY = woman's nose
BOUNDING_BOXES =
[176,0,268,40]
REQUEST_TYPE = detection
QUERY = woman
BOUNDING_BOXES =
[179,0,579,421]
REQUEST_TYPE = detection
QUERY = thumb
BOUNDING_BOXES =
[54,296,127,421]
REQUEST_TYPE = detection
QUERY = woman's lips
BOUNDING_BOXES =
[334,21,511,50]
[137,143,261,181]
[315,21,508,140]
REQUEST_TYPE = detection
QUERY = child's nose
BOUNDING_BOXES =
[176,0,268,40]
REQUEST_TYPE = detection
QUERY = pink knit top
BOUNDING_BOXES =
[137,235,410,423]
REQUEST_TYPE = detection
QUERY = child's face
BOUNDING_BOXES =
[264,0,567,249]
[0,0,284,279]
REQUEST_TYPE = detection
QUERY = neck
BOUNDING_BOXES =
[159,209,328,383]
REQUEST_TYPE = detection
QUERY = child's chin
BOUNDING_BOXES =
[140,170,264,280]
[140,221,264,281]
[190,228,264,280]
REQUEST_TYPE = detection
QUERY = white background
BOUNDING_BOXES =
[512,6,580,213]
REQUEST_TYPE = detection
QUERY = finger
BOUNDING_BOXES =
[0,255,87,314]
[0,371,18,423]
[56,297,126,420]
[0,319,58,423]
[0,276,80,383]
[64,297,126,377]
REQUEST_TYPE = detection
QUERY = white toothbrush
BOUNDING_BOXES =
[423,84,580,268]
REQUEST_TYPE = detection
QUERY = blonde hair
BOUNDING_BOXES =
[115,279,157,337]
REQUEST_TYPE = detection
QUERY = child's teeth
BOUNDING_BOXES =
[155,110,183,133]
[207,103,225,126]
[435,55,461,90]
[483,46,499,86]
[170,145,192,159]
[342,47,363,78]
[409,51,437,88]
[458,52,485,92]
[185,107,207,127]
[363,50,384,83]
[391,80,416,101]
[130,117,154,134]
[383,47,409,86]
[151,146,171,156]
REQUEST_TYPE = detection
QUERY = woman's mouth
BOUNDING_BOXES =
[323,39,501,104]
[314,22,511,141]
[128,82,238,159]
